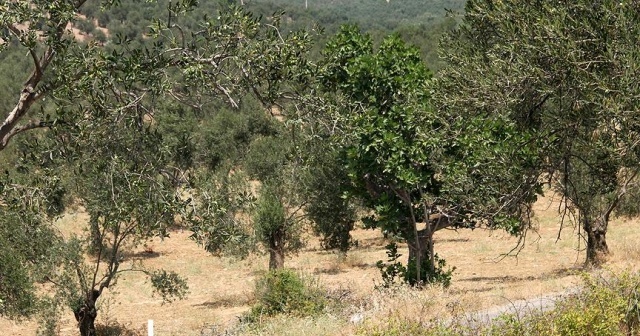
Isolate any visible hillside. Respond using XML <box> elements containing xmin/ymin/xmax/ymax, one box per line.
<box><xmin>248</xmin><ymin>0</ymin><xmax>466</xmax><ymax>31</ymax></box>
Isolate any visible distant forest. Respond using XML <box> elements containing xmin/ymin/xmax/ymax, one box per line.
<box><xmin>79</xmin><ymin>0</ymin><xmax>463</xmax><ymax>65</ymax></box>
<box><xmin>248</xmin><ymin>0</ymin><xmax>466</xmax><ymax>31</ymax></box>
<box><xmin>0</xmin><ymin>0</ymin><xmax>462</xmax><ymax>113</ymax></box>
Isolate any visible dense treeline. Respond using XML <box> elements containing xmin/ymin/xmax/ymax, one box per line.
<box><xmin>76</xmin><ymin>0</ymin><xmax>460</xmax><ymax>64</ymax></box>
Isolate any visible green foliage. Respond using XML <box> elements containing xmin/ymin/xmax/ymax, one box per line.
<box><xmin>245</xmin><ymin>135</ymin><xmax>290</xmax><ymax>182</ymax></box>
<box><xmin>405</xmin><ymin>255</ymin><xmax>455</xmax><ymax>288</ymax></box>
<box><xmin>376</xmin><ymin>243</ymin><xmax>455</xmax><ymax>288</ymax></box>
<box><xmin>1</xmin><ymin>0</ymin><xmax>201</xmax><ymax>330</ymax></box>
<box><xmin>303</xmin><ymin>147</ymin><xmax>356</xmax><ymax>252</ymax></box>
<box><xmin>0</xmin><ymin>46</ymin><xmax>32</xmax><ymax>113</ymax></box>
<box><xmin>150</xmin><ymin>270</ymin><xmax>189</xmax><ymax>304</ymax></box>
<box><xmin>249</xmin><ymin>269</ymin><xmax>326</xmax><ymax>318</ymax></box>
<box><xmin>375</xmin><ymin>243</ymin><xmax>407</xmax><ymax>288</ymax></box>
<box><xmin>249</xmin><ymin>0</ymin><xmax>466</xmax><ymax>34</ymax></box>
<box><xmin>253</xmin><ymin>183</ymin><xmax>304</xmax><ymax>256</ymax></box>
<box><xmin>0</xmin><ymin>170</ymin><xmax>65</xmax><ymax>319</ymax></box>
<box><xmin>188</xmin><ymin>169</ymin><xmax>255</xmax><ymax>258</ymax></box>
<box><xmin>437</xmin><ymin>0</ymin><xmax>640</xmax><ymax>264</ymax></box>
<box><xmin>319</xmin><ymin>25</ymin><xmax>461</xmax><ymax>286</ymax></box>
<box><xmin>319</xmin><ymin>24</ymin><xmax>437</xmax><ymax>225</ymax></box>
<box><xmin>253</xmin><ymin>185</ymin><xmax>286</xmax><ymax>234</ymax></box>
<box><xmin>549</xmin><ymin>273</ymin><xmax>633</xmax><ymax>336</ymax></box>
<box><xmin>196</xmin><ymin>105</ymin><xmax>278</xmax><ymax>171</ymax></box>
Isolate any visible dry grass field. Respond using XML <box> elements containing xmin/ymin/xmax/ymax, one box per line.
<box><xmin>3</xmin><ymin>193</ymin><xmax>640</xmax><ymax>335</ymax></box>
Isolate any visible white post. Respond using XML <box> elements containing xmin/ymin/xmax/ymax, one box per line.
<box><xmin>148</xmin><ymin>319</ymin><xmax>154</xmax><ymax>336</ymax></box>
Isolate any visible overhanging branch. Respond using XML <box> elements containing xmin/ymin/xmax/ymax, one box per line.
<box><xmin>0</xmin><ymin>119</ymin><xmax>53</xmax><ymax>150</ymax></box>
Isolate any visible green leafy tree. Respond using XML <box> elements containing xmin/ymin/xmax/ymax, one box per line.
<box><xmin>318</xmin><ymin>26</ymin><xmax>449</xmax><ymax>284</ymax></box>
<box><xmin>318</xmin><ymin>25</ymin><xmax>540</xmax><ymax>285</ymax></box>
<box><xmin>188</xmin><ymin>129</ymin><xmax>310</xmax><ymax>270</ymax></box>
<box><xmin>302</xmin><ymin>144</ymin><xmax>357</xmax><ymax>253</ymax></box>
<box><xmin>0</xmin><ymin>1</ymin><xmax>214</xmax><ymax>334</ymax></box>
<box><xmin>253</xmin><ymin>182</ymin><xmax>305</xmax><ymax>270</ymax></box>
<box><xmin>437</xmin><ymin>0</ymin><xmax>640</xmax><ymax>266</ymax></box>
<box><xmin>176</xmin><ymin>7</ymin><xmax>359</xmax><ymax>266</ymax></box>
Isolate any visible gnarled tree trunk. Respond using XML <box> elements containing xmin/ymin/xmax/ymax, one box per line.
<box><xmin>268</xmin><ymin>230</ymin><xmax>285</xmax><ymax>270</ymax></box>
<box><xmin>269</xmin><ymin>246</ymin><xmax>285</xmax><ymax>270</ymax></box>
<box><xmin>584</xmin><ymin>216</ymin><xmax>609</xmax><ymax>266</ymax></box>
<box><xmin>74</xmin><ymin>290</ymin><xmax>101</xmax><ymax>336</ymax></box>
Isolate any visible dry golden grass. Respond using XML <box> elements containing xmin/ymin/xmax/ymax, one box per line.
<box><xmin>3</xmin><ymin>193</ymin><xmax>640</xmax><ymax>335</ymax></box>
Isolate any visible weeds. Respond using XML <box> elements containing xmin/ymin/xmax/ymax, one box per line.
<box><xmin>376</xmin><ymin>242</ymin><xmax>455</xmax><ymax>288</ymax></box>
<box><xmin>357</xmin><ymin>271</ymin><xmax>640</xmax><ymax>336</ymax></box>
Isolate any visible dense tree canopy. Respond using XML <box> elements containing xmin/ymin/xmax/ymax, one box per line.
<box><xmin>317</xmin><ymin>25</ymin><xmax>540</xmax><ymax>285</ymax></box>
<box><xmin>437</xmin><ymin>0</ymin><xmax>640</xmax><ymax>265</ymax></box>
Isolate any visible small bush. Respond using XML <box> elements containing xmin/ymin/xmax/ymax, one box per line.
<box><xmin>551</xmin><ymin>273</ymin><xmax>631</xmax><ymax>336</ymax></box>
<box><xmin>405</xmin><ymin>254</ymin><xmax>455</xmax><ymax>288</ymax></box>
<box><xmin>249</xmin><ymin>269</ymin><xmax>326</xmax><ymax>319</ymax></box>
<box><xmin>376</xmin><ymin>243</ymin><xmax>455</xmax><ymax>288</ymax></box>
<box><xmin>376</xmin><ymin>243</ymin><xmax>407</xmax><ymax>288</ymax></box>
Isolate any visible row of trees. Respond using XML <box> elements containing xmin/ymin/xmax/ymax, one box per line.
<box><xmin>1</xmin><ymin>0</ymin><xmax>639</xmax><ymax>335</ymax></box>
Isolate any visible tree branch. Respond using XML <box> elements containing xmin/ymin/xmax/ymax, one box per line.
<box><xmin>0</xmin><ymin>119</ymin><xmax>53</xmax><ymax>150</ymax></box>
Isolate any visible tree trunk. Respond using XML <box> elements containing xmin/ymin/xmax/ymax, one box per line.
<box><xmin>426</xmin><ymin>232</ymin><xmax>435</xmax><ymax>274</ymax></box>
<box><xmin>74</xmin><ymin>290</ymin><xmax>100</xmax><ymax>336</ymax></box>
<box><xmin>269</xmin><ymin>246</ymin><xmax>285</xmax><ymax>270</ymax></box>
<box><xmin>407</xmin><ymin>234</ymin><xmax>431</xmax><ymax>264</ymax></box>
<box><xmin>583</xmin><ymin>216</ymin><xmax>609</xmax><ymax>266</ymax></box>
<box><xmin>268</xmin><ymin>232</ymin><xmax>285</xmax><ymax>270</ymax></box>
<box><xmin>408</xmin><ymin>214</ymin><xmax>452</xmax><ymax>278</ymax></box>
<box><xmin>407</xmin><ymin>232</ymin><xmax>433</xmax><ymax>284</ymax></box>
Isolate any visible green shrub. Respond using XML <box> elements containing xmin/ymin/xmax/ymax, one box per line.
<box><xmin>376</xmin><ymin>243</ymin><xmax>407</xmax><ymax>288</ymax></box>
<box><xmin>249</xmin><ymin>269</ymin><xmax>326</xmax><ymax>319</ymax></box>
<box><xmin>404</xmin><ymin>254</ymin><xmax>455</xmax><ymax>288</ymax></box>
<box><xmin>551</xmin><ymin>273</ymin><xmax>631</xmax><ymax>336</ymax></box>
<box><xmin>376</xmin><ymin>243</ymin><xmax>455</xmax><ymax>288</ymax></box>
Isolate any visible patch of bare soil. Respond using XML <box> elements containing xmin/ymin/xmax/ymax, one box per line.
<box><xmin>2</xmin><ymin>193</ymin><xmax>640</xmax><ymax>335</ymax></box>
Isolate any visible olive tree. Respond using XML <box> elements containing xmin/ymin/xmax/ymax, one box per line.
<box><xmin>436</xmin><ymin>0</ymin><xmax>640</xmax><ymax>265</ymax></box>
<box><xmin>177</xmin><ymin>7</ymin><xmax>359</xmax><ymax>267</ymax></box>
<box><xmin>0</xmin><ymin>1</ymin><xmax>268</xmax><ymax>334</ymax></box>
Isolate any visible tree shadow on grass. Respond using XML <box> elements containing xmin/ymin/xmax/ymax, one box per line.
<box><xmin>313</xmin><ymin>262</ymin><xmax>377</xmax><ymax>275</ymax></box>
<box><xmin>122</xmin><ymin>250</ymin><xmax>161</xmax><ymax>261</ymax></box>
<box><xmin>458</xmin><ymin>267</ymin><xmax>580</xmax><ymax>284</ymax></box>
<box><xmin>194</xmin><ymin>295</ymin><xmax>252</xmax><ymax>308</ymax></box>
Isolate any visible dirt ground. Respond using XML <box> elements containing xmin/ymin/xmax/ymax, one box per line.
<box><xmin>3</xmin><ymin>193</ymin><xmax>640</xmax><ymax>335</ymax></box>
